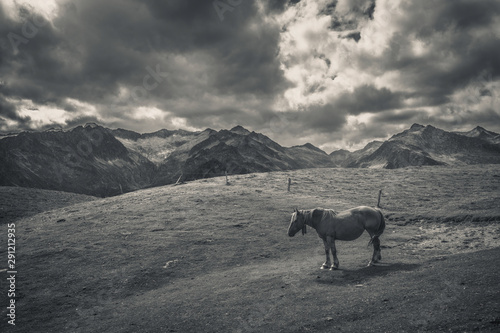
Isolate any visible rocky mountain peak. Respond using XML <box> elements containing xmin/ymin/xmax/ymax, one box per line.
<box><xmin>458</xmin><ymin>126</ymin><xmax>500</xmax><ymax>144</ymax></box>
<box><xmin>364</xmin><ymin>140</ymin><xmax>384</xmax><ymax>149</ymax></box>
<box><xmin>84</xmin><ymin>122</ymin><xmax>100</xmax><ymax>129</ymax></box>
<box><xmin>294</xmin><ymin>143</ymin><xmax>326</xmax><ymax>154</ymax></box>
<box><xmin>474</xmin><ymin>126</ymin><xmax>486</xmax><ymax>132</ymax></box>
<box><xmin>410</xmin><ymin>123</ymin><xmax>425</xmax><ymax>131</ymax></box>
<box><xmin>230</xmin><ymin>125</ymin><xmax>251</xmax><ymax>135</ymax></box>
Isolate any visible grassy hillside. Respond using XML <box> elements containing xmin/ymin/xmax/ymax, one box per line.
<box><xmin>0</xmin><ymin>165</ymin><xmax>499</xmax><ymax>332</ymax></box>
<box><xmin>0</xmin><ymin>187</ymin><xmax>97</xmax><ymax>225</ymax></box>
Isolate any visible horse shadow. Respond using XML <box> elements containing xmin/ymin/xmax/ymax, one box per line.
<box><xmin>314</xmin><ymin>262</ymin><xmax>420</xmax><ymax>286</ymax></box>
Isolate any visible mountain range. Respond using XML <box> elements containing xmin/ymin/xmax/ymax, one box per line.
<box><xmin>337</xmin><ymin>124</ymin><xmax>500</xmax><ymax>168</ymax></box>
<box><xmin>1</xmin><ymin>123</ymin><xmax>499</xmax><ymax>196</ymax></box>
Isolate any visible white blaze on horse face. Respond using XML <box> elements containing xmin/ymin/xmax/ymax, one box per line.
<box><xmin>288</xmin><ymin>212</ymin><xmax>299</xmax><ymax>237</ymax></box>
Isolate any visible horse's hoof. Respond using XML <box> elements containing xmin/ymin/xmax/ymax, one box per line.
<box><xmin>321</xmin><ymin>264</ymin><xmax>330</xmax><ymax>270</ymax></box>
<box><xmin>330</xmin><ymin>266</ymin><xmax>338</xmax><ymax>271</ymax></box>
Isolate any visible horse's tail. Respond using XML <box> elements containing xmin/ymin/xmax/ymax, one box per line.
<box><xmin>368</xmin><ymin>208</ymin><xmax>386</xmax><ymax>246</ymax></box>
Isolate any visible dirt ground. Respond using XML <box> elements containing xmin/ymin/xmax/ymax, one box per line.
<box><xmin>1</xmin><ymin>165</ymin><xmax>499</xmax><ymax>332</ymax></box>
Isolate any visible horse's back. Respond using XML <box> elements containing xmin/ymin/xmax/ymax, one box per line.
<box><xmin>330</xmin><ymin>206</ymin><xmax>382</xmax><ymax>240</ymax></box>
<box><xmin>335</xmin><ymin>206</ymin><xmax>379</xmax><ymax>220</ymax></box>
<box><xmin>316</xmin><ymin>207</ymin><xmax>361</xmax><ymax>240</ymax></box>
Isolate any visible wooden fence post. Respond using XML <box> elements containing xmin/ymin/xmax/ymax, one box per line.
<box><xmin>377</xmin><ymin>189</ymin><xmax>382</xmax><ymax>208</ymax></box>
<box><xmin>287</xmin><ymin>177</ymin><xmax>291</xmax><ymax>192</ymax></box>
<box><xmin>225</xmin><ymin>171</ymin><xmax>229</xmax><ymax>185</ymax></box>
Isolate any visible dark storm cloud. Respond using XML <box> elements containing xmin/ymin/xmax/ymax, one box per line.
<box><xmin>343</xmin><ymin>31</ymin><xmax>361</xmax><ymax>42</ymax></box>
<box><xmin>206</xmin><ymin>21</ymin><xmax>289</xmax><ymax>95</ymax></box>
<box><xmin>382</xmin><ymin>34</ymin><xmax>499</xmax><ymax>107</ymax></box>
<box><xmin>0</xmin><ymin>0</ymin><xmax>291</xmax><ymax>127</ymax></box>
<box><xmin>281</xmin><ymin>85</ymin><xmax>405</xmax><ymax>139</ymax></box>
<box><xmin>332</xmin><ymin>84</ymin><xmax>405</xmax><ymax>115</ymax></box>
<box><xmin>1</xmin><ymin>0</ymin><xmax>499</xmax><ymax>148</ymax></box>
<box><xmin>320</xmin><ymin>1</ymin><xmax>337</xmax><ymax>16</ymax></box>
<box><xmin>169</xmin><ymin>106</ymin><xmax>280</xmax><ymax>133</ymax></box>
<box><xmin>0</xmin><ymin>4</ymin><xmax>81</xmax><ymax>105</ymax></box>
<box><xmin>403</xmin><ymin>0</ymin><xmax>500</xmax><ymax>37</ymax></box>
<box><xmin>0</xmin><ymin>95</ymin><xmax>30</xmax><ymax>125</ymax></box>
<box><xmin>371</xmin><ymin>109</ymin><xmax>421</xmax><ymax>124</ymax></box>
<box><xmin>264</xmin><ymin>0</ymin><xmax>302</xmax><ymax>13</ymax></box>
<box><xmin>0</xmin><ymin>2</ymin><xmax>137</xmax><ymax>109</ymax></box>
<box><xmin>258</xmin><ymin>103</ymin><xmax>347</xmax><ymax>136</ymax></box>
<box><xmin>329</xmin><ymin>15</ymin><xmax>357</xmax><ymax>31</ymax></box>
<box><xmin>180</xmin><ymin>101</ymin><xmax>347</xmax><ymax>137</ymax></box>
<box><xmin>359</xmin><ymin>0</ymin><xmax>500</xmax><ymax>106</ymax></box>
<box><xmin>328</xmin><ymin>0</ymin><xmax>374</xmax><ymax>31</ymax></box>
<box><xmin>62</xmin><ymin>115</ymin><xmax>101</xmax><ymax>128</ymax></box>
<box><xmin>427</xmin><ymin>107</ymin><xmax>500</xmax><ymax>131</ymax></box>
<box><xmin>300</xmin><ymin>103</ymin><xmax>347</xmax><ymax>132</ymax></box>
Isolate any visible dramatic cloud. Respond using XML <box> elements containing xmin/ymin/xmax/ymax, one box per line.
<box><xmin>1</xmin><ymin>0</ymin><xmax>499</xmax><ymax>151</ymax></box>
<box><xmin>273</xmin><ymin>0</ymin><xmax>500</xmax><ymax>149</ymax></box>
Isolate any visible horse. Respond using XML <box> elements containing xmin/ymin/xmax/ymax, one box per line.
<box><xmin>287</xmin><ymin>206</ymin><xmax>385</xmax><ymax>269</ymax></box>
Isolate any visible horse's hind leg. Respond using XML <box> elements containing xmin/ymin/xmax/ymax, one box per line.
<box><xmin>369</xmin><ymin>236</ymin><xmax>381</xmax><ymax>266</ymax></box>
<box><xmin>330</xmin><ymin>238</ymin><xmax>339</xmax><ymax>270</ymax></box>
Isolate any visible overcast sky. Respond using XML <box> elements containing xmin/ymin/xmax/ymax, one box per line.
<box><xmin>1</xmin><ymin>0</ymin><xmax>499</xmax><ymax>152</ymax></box>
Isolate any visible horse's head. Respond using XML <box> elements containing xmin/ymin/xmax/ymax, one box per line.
<box><xmin>288</xmin><ymin>208</ymin><xmax>307</xmax><ymax>237</ymax></box>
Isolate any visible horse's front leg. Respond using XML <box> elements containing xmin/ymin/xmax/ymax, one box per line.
<box><xmin>321</xmin><ymin>238</ymin><xmax>331</xmax><ymax>269</ymax></box>
<box><xmin>329</xmin><ymin>237</ymin><xmax>339</xmax><ymax>270</ymax></box>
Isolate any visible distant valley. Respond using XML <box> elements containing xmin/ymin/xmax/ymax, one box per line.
<box><xmin>1</xmin><ymin>123</ymin><xmax>499</xmax><ymax>196</ymax></box>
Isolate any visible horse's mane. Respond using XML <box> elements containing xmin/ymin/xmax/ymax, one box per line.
<box><xmin>304</xmin><ymin>208</ymin><xmax>338</xmax><ymax>229</ymax></box>
<box><xmin>311</xmin><ymin>208</ymin><xmax>324</xmax><ymax>227</ymax></box>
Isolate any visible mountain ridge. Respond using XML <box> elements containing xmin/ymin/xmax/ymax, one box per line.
<box><xmin>347</xmin><ymin>124</ymin><xmax>500</xmax><ymax>168</ymax></box>
<box><xmin>0</xmin><ymin>125</ymin><xmax>156</xmax><ymax>196</ymax></box>
<box><xmin>455</xmin><ymin>126</ymin><xmax>500</xmax><ymax>145</ymax></box>
<box><xmin>1</xmin><ymin>123</ymin><xmax>499</xmax><ymax>196</ymax></box>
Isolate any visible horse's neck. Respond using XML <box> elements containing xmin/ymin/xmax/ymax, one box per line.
<box><xmin>303</xmin><ymin>210</ymin><xmax>317</xmax><ymax>229</ymax></box>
